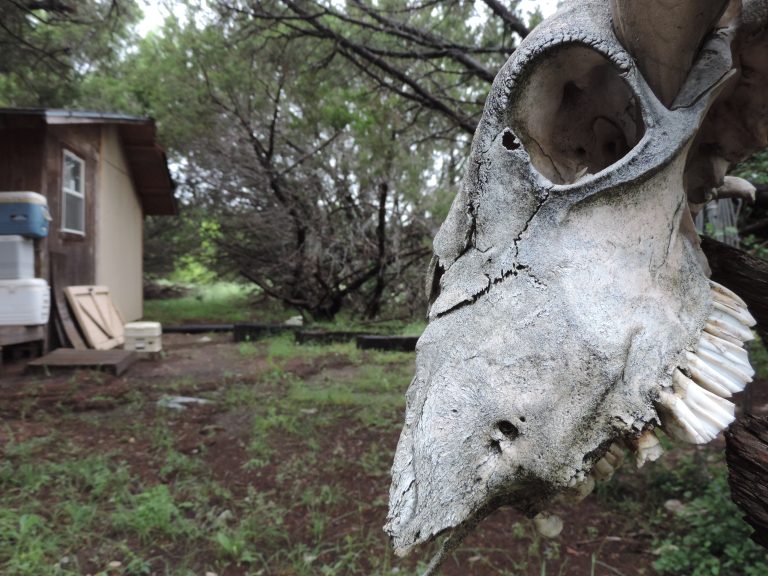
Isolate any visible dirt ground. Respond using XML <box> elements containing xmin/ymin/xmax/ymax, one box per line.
<box><xmin>0</xmin><ymin>333</ymin><xmax>765</xmax><ymax>575</ymax></box>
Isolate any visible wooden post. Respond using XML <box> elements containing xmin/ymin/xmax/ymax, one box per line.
<box><xmin>725</xmin><ymin>415</ymin><xmax>768</xmax><ymax>549</ymax></box>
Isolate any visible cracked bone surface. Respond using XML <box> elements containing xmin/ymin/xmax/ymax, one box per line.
<box><xmin>386</xmin><ymin>0</ymin><xmax>766</xmax><ymax>571</ymax></box>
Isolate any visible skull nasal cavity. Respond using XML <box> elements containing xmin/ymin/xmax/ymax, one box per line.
<box><xmin>497</xmin><ymin>420</ymin><xmax>519</xmax><ymax>440</ymax></box>
<box><xmin>510</xmin><ymin>45</ymin><xmax>644</xmax><ymax>184</ymax></box>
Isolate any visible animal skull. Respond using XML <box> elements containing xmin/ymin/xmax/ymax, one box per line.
<box><xmin>386</xmin><ymin>0</ymin><xmax>767</xmax><ymax>571</ymax></box>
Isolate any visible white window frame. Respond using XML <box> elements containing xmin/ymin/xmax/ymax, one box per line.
<box><xmin>62</xmin><ymin>149</ymin><xmax>86</xmax><ymax>235</ymax></box>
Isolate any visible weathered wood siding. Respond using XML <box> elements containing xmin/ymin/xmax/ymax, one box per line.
<box><xmin>44</xmin><ymin>124</ymin><xmax>100</xmax><ymax>289</ymax></box>
<box><xmin>95</xmin><ymin>125</ymin><xmax>144</xmax><ymax>321</ymax></box>
<box><xmin>0</xmin><ymin>115</ymin><xmax>45</xmax><ymax>192</ymax></box>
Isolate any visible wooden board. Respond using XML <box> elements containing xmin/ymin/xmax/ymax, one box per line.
<box><xmin>163</xmin><ymin>324</ymin><xmax>233</xmax><ymax>334</ymax></box>
<box><xmin>0</xmin><ymin>325</ymin><xmax>45</xmax><ymax>348</ymax></box>
<box><xmin>356</xmin><ymin>335</ymin><xmax>419</xmax><ymax>352</ymax></box>
<box><xmin>725</xmin><ymin>415</ymin><xmax>768</xmax><ymax>549</ymax></box>
<box><xmin>233</xmin><ymin>324</ymin><xmax>300</xmax><ymax>342</ymax></box>
<box><xmin>50</xmin><ymin>253</ymin><xmax>87</xmax><ymax>350</ymax></box>
<box><xmin>26</xmin><ymin>348</ymin><xmax>137</xmax><ymax>376</ymax></box>
<box><xmin>295</xmin><ymin>331</ymin><xmax>369</xmax><ymax>345</ymax></box>
<box><xmin>64</xmin><ymin>286</ymin><xmax>124</xmax><ymax>350</ymax></box>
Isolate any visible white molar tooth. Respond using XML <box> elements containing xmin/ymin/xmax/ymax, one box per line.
<box><xmin>602</xmin><ymin>450</ymin><xmax>619</xmax><ymax>467</ymax></box>
<box><xmin>709</xmin><ymin>309</ymin><xmax>755</xmax><ymax>342</ymax></box>
<box><xmin>713</xmin><ymin>301</ymin><xmax>757</xmax><ymax>328</ymax></box>
<box><xmin>686</xmin><ymin>352</ymin><xmax>746</xmax><ymax>395</ymax></box>
<box><xmin>575</xmin><ymin>475</ymin><xmax>595</xmax><ymax>500</ymax></box>
<box><xmin>559</xmin><ymin>474</ymin><xmax>595</xmax><ymax>504</ymax></box>
<box><xmin>686</xmin><ymin>367</ymin><xmax>732</xmax><ymax>398</ymax></box>
<box><xmin>608</xmin><ymin>443</ymin><xmax>625</xmax><ymax>462</ymax></box>
<box><xmin>601</xmin><ymin>444</ymin><xmax>625</xmax><ymax>470</ymax></box>
<box><xmin>699</xmin><ymin>332</ymin><xmax>750</xmax><ymax>367</ymax></box>
<box><xmin>658</xmin><ymin>390</ymin><xmax>708</xmax><ymax>444</ymax></box>
<box><xmin>632</xmin><ymin>430</ymin><xmax>664</xmax><ymax>468</ymax></box>
<box><xmin>711</xmin><ymin>286</ymin><xmax>749</xmax><ymax>311</ymax></box>
<box><xmin>533</xmin><ymin>512</ymin><xmax>563</xmax><ymax>538</ymax></box>
<box><xmin>709</xmin><ymin>280</ymin><xmax>748</xmax><ymax>308</ymax></box>
<box><xmin>673</xmin><ymin>370</ymin><xmax>735</xmax><ymax>432</ymax></box>
<box><xmin>593</xmin><ymin>457</ymin><xmax>615</xmax><ymax>481</ymax></box>
<box><xmin>696</xmin><ymin>346</ymin><xmax>754</xmax><ymax>383</ymax></box>
<box><xmin>703</xmin><ymin>321</ymin><xmax>745</xmax><ymax>346</ymax></box>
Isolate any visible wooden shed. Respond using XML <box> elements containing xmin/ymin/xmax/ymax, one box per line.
<box><xmin>0</xmin><ymin>108</ymin><xmax>176</xmax><ymax>352</ymax></box>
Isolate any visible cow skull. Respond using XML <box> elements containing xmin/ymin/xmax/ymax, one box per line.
<box><xmin>386</xmin><ymin>0</ymin><xmax>767</xmax><ymax>572</ymax></box>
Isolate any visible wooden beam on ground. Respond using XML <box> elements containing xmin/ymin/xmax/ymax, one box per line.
<box><xmin>295</xmin><ymin>331</ymin><xmax>369</xmax><ymax>345</ymax></box>
<box><xmin>233</xmin><ymin>324</ymin><xmax>300</xmax><ymax>342</ymax></box>
<box><xmin>356</xmin><ymin>335</ymin><xmax>418</xmax><ymax>352</ymax></box>
<box><xmin>26</xmin><ymin>348</ymin><xmax>137</xmax><ymax>376</ymax></box>
<box><xmin>162</xmin><ymin>324</ymin><xmax>233</xmax><ymax>334</ymax></box>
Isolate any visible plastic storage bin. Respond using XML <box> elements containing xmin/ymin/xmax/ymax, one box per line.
<box><xmin>0</xmin><ymin>192</ymin><xmax>51</xmax><ymax>238</ymax></box>
<box><xmin>0</xmin><ymin>279</ymin><xmax>50</xmax><ymax>325</ymax></box>
<box><xmin>124</xmin><ymin>321</ymin><xmax>162</xmax><ymax>353</ymax></box>
<box><xmin>0</xmin><ymin>235</ymin><xmax>34</xmax><ymax>279</ymax></box>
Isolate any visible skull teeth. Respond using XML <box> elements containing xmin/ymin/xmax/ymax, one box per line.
<box><xmin>659</xmin><ymin>283</ymin><xmax>754</xmax><ymax>445</ymax></box>
<box><xmin>685</xmin><ymin>352</ymin><xmax>750</xmax><ymax>396</ymax></box>
<box><xmin>695</xmin><ymin>345</ymin><xmax>754</xmax><ymax>382</ymax></box>
<box><xmin>709</xmin><ymin>280</ymin><xmax>747</xmax><ymax>309</ymax></box>
<box><xmin>631</xmin><ymin>429</ymin><xmax>664</xmax><ymax>468</ymax></box>
<box><xmin>592</xmin><ymin>443</ymin><xmax>624</xmax><ymax>482</ymax></box>
<box><xmin>703</xmin><ymin>321</ymin><xmax>746</xmax><ymax>346</ymax></box>
<box><xmin>712</xmin><ymin>301</ymin><xmax>757</xmax><ymax>328</ymax></box>
<box><xmin>698</xmin><ymin>331</ymin><xmax>750</xmax><ymax>368</ymax></box>
<box><xmin>658</xmin><ymin>370</ymin><xmax>736</xmax><ymax>444</ymax></box>
<box><xmin>708</xmin><ymin>309</ymin><xmax>755</xmax><ymax>342</ymax></box>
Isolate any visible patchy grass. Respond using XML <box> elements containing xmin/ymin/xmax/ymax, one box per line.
<box><xmin>1</xmin><ymin>325</ymin><xmax>767</xmax><ymax>575</ymax></box>
<box><xmin>143</xmin><ymin>282</ymin><xmax>290</xmax><ymax>325</ymax></box>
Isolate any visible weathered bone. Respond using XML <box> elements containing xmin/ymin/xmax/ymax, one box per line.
<box><xmin>610</xmin><ymin>0</ymin><xmax>731</xmax><ymax>106</ymax></box>
<box><xmin>386</xmin><ymin>0</ymin><xmax>766</xmax><ymax>570</ymax></box>
<box><xmin>631</xmin><ymin>430</ymin><xmax>664</xmax><ymax>468</ymax></box>
<box><xmin>714</xmin><ymin>175</ymin><xmax>757</xmax><ymax>202</ymax></box>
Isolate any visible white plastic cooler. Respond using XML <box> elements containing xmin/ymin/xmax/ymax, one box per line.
<box><xmin>0</xmin><ymin>235</ymin><xmax>35</xmax><ymax>279</ymax></box>
<box><xmin>0</xmin><ymin>278</ymin><xmax>50</xmax><ymax>325</ymax></box>
<box><xmin>124</xmin><ymin>321</ymin><xmax>163</xmax><ymax>353</ymax></box>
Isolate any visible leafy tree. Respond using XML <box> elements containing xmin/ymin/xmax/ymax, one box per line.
<box><xmin>119</xmin><ymin>11</ymin><xmax>444</xmax><ymax>319</ymax></box>
<box><xmin>0</xmin><ymin>0</ymin><xmax>140</xmax><ymax>106</ymax></box>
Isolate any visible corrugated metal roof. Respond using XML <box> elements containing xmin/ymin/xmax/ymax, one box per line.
<box><xmin>0</xmin><ymin>108</ymin><xmax>177</xmax><ymax>216</ymax></box>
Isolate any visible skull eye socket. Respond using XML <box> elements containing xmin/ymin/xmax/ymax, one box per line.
<box><xmin>509</xmin><ymin>45</ymin><xmax>645</xmax><ymax>184</ymax></box>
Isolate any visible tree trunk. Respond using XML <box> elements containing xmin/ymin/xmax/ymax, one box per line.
<box><xmin>365</xmin><ymin>182</ymin><xmax>389</xmax><ymax>319</ymax></box>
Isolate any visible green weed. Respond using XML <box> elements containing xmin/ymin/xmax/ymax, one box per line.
<box><xmin>652</xmin><ymin>467</ymin><xmax>768</xmax><ymax>575</ymax></box>
<box><xmin>112</xmin><ymin>485</ymin><xmax>193</xmax><ymax>543</ymax></box>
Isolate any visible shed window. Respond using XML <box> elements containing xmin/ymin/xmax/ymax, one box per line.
<box><xmin>62</xmin><ymin>150</ymin><xmax>85</xmax><ymax>234</ymax></box>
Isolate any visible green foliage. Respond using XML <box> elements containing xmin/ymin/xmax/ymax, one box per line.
<box><xmin>112</xmin><ymin>485</ymin><xmax>193</xmax><ymax>543</ymax></box>
<box><xmin>733</xmin><ymin>150</ymin><xmax>768</xmax><ymax>186</ymax></box>
<box><xmin>653</xmin><ymin>469</ymin><xmax>768</xmax><ymax>575</ymax></box>
<box><xmin>143</xmin><ymin>282</ymin><xmax>286</xmax><ymax>324</ymax></box>
<box><xmin>0</xmin><ymin>1</ymin><xmax>141</xmax><ymax>107</ymax></box>
<box><xmin>748</xmin><ymin>335</ymin><xmax>768</xmax><ymax>379</ymax></box>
